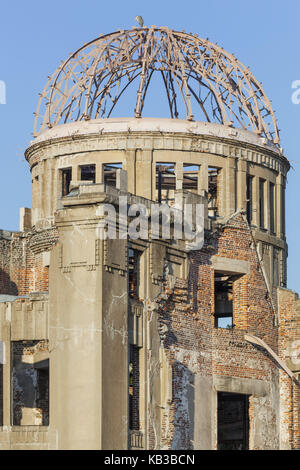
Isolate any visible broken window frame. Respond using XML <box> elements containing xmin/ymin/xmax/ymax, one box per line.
<box><xmin>103</xmin><ymin>163</ymin><xmax>122</xmax><ymax>187</ymax></box>
<box><xmin>182</xmin><ymin>164</ymin><xmax>199</xmax><ymax>193</ymax></box>
<box><xmin>214</xmin><ymin>272</ymin><xmax>234</xmax><ymax>329</ymax></box>
<box><xmin>156</xmin><ymin>163</ymin><xmax>176</xmax><ymax>203</ymax></box>
<box><xmin>208</xmin><ymin>167</ymin><xmax>220</xmax><ymax>219</ymax></box>
<box><xmin>61</xmin><ymin>168</ymin><xmax>72</xmax><ymax>197</ymax></box>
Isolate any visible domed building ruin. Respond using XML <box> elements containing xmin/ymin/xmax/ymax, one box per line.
<box><xmin>0</xmin><ymin>26</ymin><xmax>299</xmax><ymax>450</ymax></box>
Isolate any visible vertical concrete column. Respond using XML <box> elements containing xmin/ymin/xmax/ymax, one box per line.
<box><xmin>252</xmin><ymin>176</ymin><xmax>260</xmax><ymax>228</ymax></box>
<box><xmin>116</xmin><ymin>169</ymin><xmax>128</xmax><ymax>191</ymax></box>
<box><xmin>52</xmin><ymin>160</ymin><xmax>59</xmax><ymax>215</ymax></box>
<box><xmin>39</xmin><ymin>160</ymin><xmax>45</xmax><ymax>221</ymax></box>
<box><xmin>96</xmin><ymin>163</ymin><xmax>103</xmax><ymax>184</ymax></box>
<box><xmin>276</xmin><ymin>173</ymin><xmax>285</xmax><ymax>239</ymax></box>
<box><xmin>136</xmin><ymin>150</ymin><xmax>153</xmax><ymax>199</ymax></box>
<box><xmin>73</xmin><ymin>165</ymin><xmax>81</xmax><ymax>182</ymax></box>
<box><xmin>123</xmin><ymin>150</ymin><xmax>136</xmax><ymax>194</ymax></box>
<box><xmin>198</xmin><ymin>162</ymin><xmax>208</xmax><ymax>195</ymax></box>
<box><xmin>224</xmin><ymin>156</ymin><xmax>236</xmax><ymax>216</ymax></box>
<box><xmin>270</xmin><ymin>245</ymin><xmax>274</xmax><ymax>287</ymax></box>
<box><xmin>236</xmin><ymin>158</ymin><xmax>247</xmax><ymax>211</ymax></box>
<box><xmin>176</xmin><ymin>162</ymin><xmax>183</xmax><ymax>190</ymax></box>
<box><xmin>46</xmin><ymin>159</ymin><xmax>54</xmax><ymax>219</ymax></box>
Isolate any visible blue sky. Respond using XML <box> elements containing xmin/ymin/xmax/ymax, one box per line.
<box><xmin>0</xmin><ymin>0</ymin><xmax>299</xmax><ymax>292</ymax></box>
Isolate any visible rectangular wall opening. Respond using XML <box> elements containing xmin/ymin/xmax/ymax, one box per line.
<box><xmin>156</xmin><ymin>163</ymin><xmax>175</xmax><ymax>203</ymax></box>
<box><xmin>217</xmin><ymin>392</ymin><xmax>249</xmax><ymax>450</ymax></box>
<box><xmin>182</xmin><ymin>164</ymin><xmax>199</xmax><ymax>193</ymax></box>
<box><xmin>128</xmin><ymin>249</ymin><xmax>141</xmax><ymax>300</ymax></box>
<box><xmin>208</xmin><ymin>167</ymin><xmax>220</xmax><ymax>218</ymax></box>
<box><xmin>61</xmin><ymin>168</ymin><xmax>72</xmax><ymax>196</ymax></box>
<box><xmin>80</xmin><ymin>164</ymin><xmax>96</xmax><ymax>183</ymax></box>
<box><xmin>129</xmin><ymin>344</ymin><xmax>140</xmax><ymax>431</ymax></box>
<box><xmin>214</xmin><ymin>272</ymin><xmax>234</xmax><ymax>329</ymax></box>
<box><xmin>104</xmin><ymin>163</ymin><xmax>122</xmax><ymax>187</ymax></box>
<box><xmin>12</xmin><ymin>340</ymin><xmax>49</xmax><ymax>426</ymax></box>
<box><xmin>246</xmin><ymin>175</ymin><xmax>253</xmax><ymax>225</ymax></box>
<box><xmin>270</xmin><ymin>182</ymin><xmax>275</xmax><ymax>234</ymax></box>
<box><xmin>259</xmin><ymin>178</ymin><xmax>265</xmax><ymax>229</ymax></box>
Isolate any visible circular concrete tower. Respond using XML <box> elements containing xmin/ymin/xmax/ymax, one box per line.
<box><xmin>26</xmin><ymin>26</ymin><xmax>289</xmax><ymax>288</ymax></box>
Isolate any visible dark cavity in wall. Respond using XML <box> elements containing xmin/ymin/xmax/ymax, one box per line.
<box><xmin>12</xmin><ymin>340</ymin><xmax>49</xmax><ymax>426</ymax></box>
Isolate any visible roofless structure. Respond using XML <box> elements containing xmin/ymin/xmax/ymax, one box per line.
<box><xmin>0</xmin><ymin>26</ymin><xmax>299</xmax><ymax>451</ymax></box>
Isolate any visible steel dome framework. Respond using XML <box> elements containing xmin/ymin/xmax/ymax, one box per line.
<box><xmin>34</xmin><ymin>26</ymin><xmax>280</xmax><ymax>146</ymax></box>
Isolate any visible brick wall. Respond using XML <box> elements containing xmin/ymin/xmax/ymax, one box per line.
<box><xmin>0</xmin><ymin>228</ymin><xmax>58</xmax><ymax>296</ymax></box>
<box><xmin>150</xmin><ymin>213</ymin><xmax>297</xmax><ymax>449</ymax></box>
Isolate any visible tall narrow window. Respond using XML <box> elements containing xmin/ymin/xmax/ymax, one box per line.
<box><xmin>156</xmin><ymin>163</ymin><xmax>175</xmax><ymax>203</ymax></box>
<box><xmin>129</xmin><ymin>344</ymin><xmax>140</xmax><ymax>431</ymax></box>
<box><xmin>208</xmin><ymin>167</ymin><xmax>220</xmax><ymax>218</ymax></box>
<box><xmin>259</xmin><ymin>179</ymin><xmax>265</xmax><ymax>229</ymax></box>
<box><xmin>182</xmin><ymin>164</ymin><xmax>199</xmax><ymax>193</ymax></box>
<box><xmin>270</xmin><ymin>182</ymin><xmax>275</xmax><ymax>234</ymax></box>
<box><xmin>214</xmin><ymin>272</ymin><xmax>234</xmax><ymax>329</ymax></box>
<box><xmin>246</xmin><ymin>175</ymin><xmax>253</xmax><ymax>224</ymax></box>
<box><xmin>281</xmin><ymin>187</ymin><xmax>285</xmax><ymax>237</ymax></box>
<box><xmin>61</xmin><ymin>168</ymin><xmax>72</xmax><ymax>196</ymax></box>
<box><xmin>128</xmin><ymin>249</ymin><xmax>140</xmax><ymax>299</ymax></box>
<box><xmin>80</xmin><ymin>164</ymin><xmax>95</xmax><ymax>183</ymax></box>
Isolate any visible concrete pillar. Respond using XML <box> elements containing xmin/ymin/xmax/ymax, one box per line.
<box><xmin>236</xmin><ymin>158</ymin><xmax>247</xmax><ymax>211</ymax></box>
<box><xmin>252</xmin><ymin>176</ymin><xmax>260</xmax><ymax>228</ymax></box>
<box><xmin>136</xmin><ymin>150</ymin><xmax>153</xmax><ymax>199</ymax></box>
<box><xmin>19</xmin><ymin>208</ymin><xmax>32</xmax><ymax>232</ymax></box>
<box><xmin>198</xmin><ymin>162</ymin><xmax>208</xmax><ymax>195</ymax></box>
<box><xmin>276</xmin><ymin>173</ymin><xmax>285</xmax><ymax>239</ymax></box>
<box><xmin>124</xmin><ymin>150</ymin><xmax>136</xmax><ymax>194</ymax></box>
<box><xmin>175</xmin><ymin>162</ymin><xmax>183</xmax><ymax>190</ymax></box>
<box><xmin>73</xmin><ymin>165</ymin><xmax>81</xmax><ymax>182</ymax></box>
<box><xmin>116</xmin><ymin>169</ymin><xmax>128</xmax><ymax>191</ymax></box>
<box><xmin>224</xmin><ymin>157</ymin><xmax>236</xmax><ymax>216</ymax></box>
<box><xmin>96</xmin><ymin>163</ymin><xmax>103</xmax><ymax>184</ymax></box>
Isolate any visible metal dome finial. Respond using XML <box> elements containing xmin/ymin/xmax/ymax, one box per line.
<box><xmin>135</xmin><ymin>16</ymin><xmax>144</xmax><ymax>27</ymax></box>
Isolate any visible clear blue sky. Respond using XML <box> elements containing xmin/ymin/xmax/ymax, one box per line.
<box><xmin>0</xmin><ymin>0</ymin><xmax>299</xmax><ymax>292</ymax></box>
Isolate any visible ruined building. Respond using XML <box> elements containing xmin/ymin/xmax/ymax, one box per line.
<box><xmin>0</xmin><ymin>27</ymin><xmax>299</xmax><ymax>450</ymax></box>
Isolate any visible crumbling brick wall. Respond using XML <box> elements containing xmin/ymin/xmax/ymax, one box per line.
<box><xmin>277</xmin><ymin>288</ymin><xmax>300</xmax><ymax>449</ymax></box>
<box><xmin>150</xmin><ymin>213</ymin><xmax>288</xmax><ymax>450</ymax></box>
<box><xmin>0</xmin><ymin>228</ymin><xmax>58</xmax><ymax>296</ymax></box>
